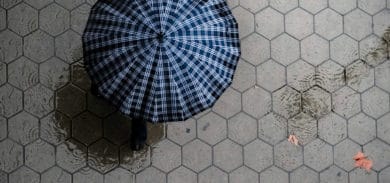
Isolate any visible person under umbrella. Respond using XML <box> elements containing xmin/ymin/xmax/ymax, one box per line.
<box><xmin>82</xmin><ymin>0</ymin><xmax>241</xmax><ymax>151</ymax></box>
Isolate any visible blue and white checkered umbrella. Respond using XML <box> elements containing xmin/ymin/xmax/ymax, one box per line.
<box><xmin>82</xmin><ymin>0</ymin><xmax>241</xmax><ymax>123</ymax></box>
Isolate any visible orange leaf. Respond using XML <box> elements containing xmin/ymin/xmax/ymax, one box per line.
<box><xmin>288</xmin><ymin>135</ymin><xmax>299</xmax><ymax>146</ymax></box>
<box><xmin>353</xmin><ymin>152</ymin><xmax>373</xmax><ymax>171</ymax></box>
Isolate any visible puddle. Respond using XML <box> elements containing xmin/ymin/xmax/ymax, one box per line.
<box><xmin>51</xmin><ymin>58</ymin><xmax>164</xmax><ymax>172</ymax></box>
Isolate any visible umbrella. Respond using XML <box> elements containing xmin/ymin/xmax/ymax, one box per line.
<box><xmin>82</xmin><ymin>0</ymin><xmax>241</xmax><ymax>123</ymax></box>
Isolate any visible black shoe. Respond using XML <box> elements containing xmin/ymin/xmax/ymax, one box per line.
<box><xmin>131</xmin><ymin>118</ymin><xmax>147</xmax><ymax>151</ymax></box>
<box><xmin>91</xmin><ymin>83</ymin><xmax>103</xmax><ymax>98</ymax></box>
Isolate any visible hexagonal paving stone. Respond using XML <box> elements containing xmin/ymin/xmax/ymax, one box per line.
<box><xmin>213</xmin><ymin>139</ymin><xmax>242</xmax><ymax>172</ymax></box>
<box><xmin>0</xmin><ymin>171</ymin><xmax>6</xmax><ymax>183</ymax></box>
<box><xmin>55</xmin><ymin>30</ymin><xmax>83</xmax><ymax>64</ymax></box>
<box><xmin>314</xmin><ymin>9</ymin><xmax>343</xmax><ymax>40</ymax></box>
<box><xmin>41</xmin><ymin>166</ymin><xmax>71</xmax><ymax>183</ymax></box>
<box><xmin>255</xmin><ymin>7</ymin><xmax>284</xmax><ymax>39</ymax></box>
<box><xmin>380</xmin><ymin>166</ymin><xmax>390</xmax><ymax>183</ymax></box>
<box><xmin>0</xmin><ymin>30</ymin><xmax>23</xmax><ymax>63</ymax></box>
<box><xmin>212</xmin><ymin>87</ymin><xmax>241</xmax><ymax>118</ymax></box>
<box><xmin>229</xmin><ymin>166</ymin><xmax>258</xmax><ymax>183</ymax></box>
<box><xmin>9</xmin><ymin>166</ymin><xmax>39</xmax><ymax>183</ymax></box>
<box><xmin>197</xmin><ymin>112</ymin><xmax>227</xmax><ymax>145</ymax></box>
<box><xmin>88</xmin><ymin>139</ymin><xmax>119</xmax><ymax>173</ymax></box>
<box><xmin>360</xmin><ymin>35</ymin><xmax>387</xmax><ymax>66</ymax></box>
<box><xmin>40</xmin><ymin>3</ymin><xmax>70</xmax><ymax>36</ymax></box>
<box><xmin>228</xmin><ymin>113</ymin><xmax>257</xmax><ymax>145</ymax></box>
<box><xmin>40</xmin><ymin>57</ymin><xmax>70</xmax><ymax>90</ymax></box>
<box><xmin>290</xmin><ymin>166</ymin><xmax>318</xmax><ymax>183</ymax></box>
<box><xmin>71</xmin><ymin>60</ymin><xmax>91</xmax><ymax>91</ymax></box>
<box><xmin>304</xmin><ymin>139</ymin><xmax>333</xmax><ymax>171</ymax></box>
<box><xmin>329</xmin><ymin>0</ymin><xmax>356</xmax><ymax>14</ymax></box>
<box><xmin>318</xmin><ymin>113</ymin><xmax>347</xmax><ymax>145</ymax></box>
<box><xmin>258</xmin><ymin>112</ymin><xmax>287</xmax><ymax>145</ymax></box>
<box><xmin>334</xmin><ymin>139</ymin><xmax>361</xmax><ymax>171</ymax></box>
<box><xmin>136</xmin><ymin>167</ymin><xmax>166</xmax><ymax>183</ymax></box>
<box><xmin>167</xmin><ymin>118</ymin><xmax>196</xmax><ymax>145</ymax></box>
<box><xmin>376</xmin><ymin>60</ymin><xmax>390</xmax><ymax>92</ymax></box>
<box><xmin>8</xmin><ymin>56</ymin><xmax>39</xmax><ymax>90</ymax></box>
<box><xmin>319</xmin><ymin>165</ymin><xmax>348</xmax><ymax>183</ymax></box>
<box><xmin>287</xmin><ymin>60</ymin><xmax>316</xmax><ymax>91</ymax></box>
<box><xmin>240</xmin><ymin>33</ymin><xmax>270</xmax><ymax>65</ymax></box>
<box><xmin>104</xmin><ymin>168</ymin><xmax>134</xmax><ymax>183</ymax></box>
<box><xmin>55</xmin><ymin>0</ymin><xmax>84</xmax><ymax>10</ymax></box>
<box><xmin>231</xmin><ymin>59</ymin><xmax>256</xmax><ymax>92</ymax></box>
<box><xmin>378</xmin><ymin>113</ymin><xmax>390</xmax><ymax>143</ymax></box>
<box><xmin>274</xmin><ymin>140</ymin><xmax>303</xmax><ymax>171</ymax></box>
<box><xmin>260</xmin><ymin>166</ymin><xmax>288</xmax><ymax>183</ymax></box>
<box><xmin>73</xmin><ymin>167</ymin><xmax>103</xmax><ymax>183</ymax></box>
<box><xmin>344</xmin><ymin>9</ymin><xmax>372</xmax><ymax>40</ymax></box>
<box><xmin>227</xmin><ymin>0</ymin><xmax>238</xmax><ymax>8</ymax></box>
<box><xmin>56</xmin><ymin>84</ymin><xmax>87</xmax><ymax>117</ymax></box>
<box><xmin>285</xmin><ymin>8</ymin><xmax>313</xmax><ymax>40</ymax></box>
<box><xmin>301</xmin><ymin>34</ymin><xmax>329</xmax><ymax>65</ymax></box>
<box><xmin>330</xmin><ymin>34</ymin><xmax>359</xmax><ymax>66</ymax></box>
<box><xmin>24</xmin><ymin>0</ymin><xmax>52</xmax><ymax>9</ymax></box>
<box><xmin>40</xmin><ymin>111</ymin><xmax>71</xmax><ymax>145</ymax></box>
<box><xmin>270</xmin><ymin>0</ymin><xmax>298</xmax><ymax>13</ymax></box>
<box><xmin>87</xmin><ymin>92</ymin><xmax>116</xmax><ymax>118</ymax></box>
<box><xmin>24</xmin><ymin>84</ymin><xmax>54</xmax><ymax>117</ymax></box>
<box><xmin>363</xmin><ymin>139</ymin><xmax>390</xmax><ymax>171</ymax></box>
<box><xmin>288</xmin><ymin>112</ymin><xmax>317</xmax><ymax>144</ymax></box>
<box><xmin>8</xmin><ymin>111</ymin><xmax>39</xmax><ymax>145</ymax></box>
<box><xmin>243</xmin><ymin>86</ymin><xmax>271</xmax><ymax>119</ymax></box>
<box><xmin>373</xmin><ymin>9</ymin><xmax>390</xmax><ymax>36</ymax></box>
<box><xmin>182</xmin><ymin>139</ymin><xmax>212</xmax><ymax>172</ymax></box>
<box><xmin>145</xmin><ymin>122</ymin><xmax>165</xmax><ymax>146</ymax></box>
<box><xmin>167</xmin><ymin>166</ymin><xmax>196</xmax><ymax>183</ymax></box>
<box><xmin>152</xmin><ymin>139</ymin><xmax>181</xmax><ymax>172</ymax></box>
<box><xmin>349</xmin><ymin>168</ymin><xmax>377</xmax><ymax>183</ymax></box>
<box><xmin>198</xmin><ymin>166</ymin><xmax>227</xmax><ymax>183</ymax></box>
<box><xmin>302</xmin><ymin>86</ymin><xmax>331</xmax><ymax>119</ymax></box>
<box><xmin>348</xmin><ymin>113</ymin><xmax>376</xmax><ymax>145</ymax></box>
<box><xmin>0</xmin><ymin>117</ymin><xmax>6</xmax><ymax>140</ymax></box>
<box><xmin>1</xmin><ymin>0</ymin><xmax>22</xmax><ymax>9</ymax></box>
<box><xmin>24</xmin><ymin>30</ymin><xmax>54</xmax><ymax>63</ymax></box>
<box><xmin>71</xmin><ymin>4</ymin><xmax>91</xmax><ymax>34</ymax></box>
<box><xmin>103</xmin><ymin>112</ymin><xmax>132</xmax><ymax>145</ymax></box>
<box><xmin>358</xmin><ymin>0</ymin><xmax>386</xmax><ymax>15</ymax></box>
<box><xmin>300</xmin><ymin>0</ymin><xmax>327</xmax><ymax>14</ymax></box>
<box><xmin>240</xmin><ymin>0</ymin><xmax>267</xmax><ymax>13</ymax></box>
<box><xmin>256</xmin><ymin>60</ymin><xmax>286</xmax><ymax>91</ymax></box>
<box><xmin>0</xmin><ymin>139</ymin><xmax>23</xmax><ymax>173</ymax></box>
<box><xmin>119</xmin><ymin>145</ymin><xmax>150</xmax><ymax>173</ymax></box>
<box><xmin>316</xmin><ymin>60</ymin><xmax>345</xmax><ymax>92</ymax></box>
<box><xmin>362</xmin><ymin>87</ymin><xmax>389</xmax><ymax>118</ymax></box>
<box><xmin>0</xmin><ymin>84</ymin><xmax>23</xmax><ymax>117</ymax></box>
<box><xmin>346</xmin><ymin>60</ymin><xmax>374</xmax><ymax>92</ymax></box>
<box><xmin>7</xmin><ymin>3</ymin><xmax>38</xmax><ymax>36</ymax></box>
<box><xmin>0</xmin><ymin>8</ymin><xmax>5</xmax><ymax>30</ymax></box>
<box><xmin>25</xmin><ymin>139</ymin><xmax>55</xmax><ymax>172</ymax></box>
<box><xmin>244</xmin><ymin>139</ymin><xmax>273</xmax><ymax>172</ymax></box>
<box><xmin>72</xmin><ymin>111</ymin><xmax>102</xmax><ymax>145</ymax></box>
<box><xmin>0</xmin><ymin>62</ymin><xmax>6</xmax><ymax>85</ymax></box>
<box><xmin>271</xmin><ymin>34</ymin><xmax>300</xmax><ymax>66</ymax></box>
<box><xmin>272</xmin><ymin>86</ymin><xmax>301</xmax><ymax>119</ymax></box>
<box><xmin>56</xmin><ymin>139</ymin><xmax>87</xmax><ymax>173</ymax></box>
<box><xmin>232</xmin><ymin>7</ymin><xmax>254</xmax><ymax>39</ymax></box>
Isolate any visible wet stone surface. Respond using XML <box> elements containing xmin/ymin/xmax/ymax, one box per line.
<box><xmin>0</xmin><ymin>1</ymin><xmax>389</xmax><ymax>182</ymax></box>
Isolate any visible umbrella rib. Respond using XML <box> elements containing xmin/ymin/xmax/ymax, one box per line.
<box><xmin>164</xmin><ymin>0</ymin><xmax>203</xmax><ymax>34</ymax></box>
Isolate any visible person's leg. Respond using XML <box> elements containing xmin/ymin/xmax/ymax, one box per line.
<box><xmin>131</xmin><ymin>117</ymin><xmax>147</xmax><ymax>151</ymax></box>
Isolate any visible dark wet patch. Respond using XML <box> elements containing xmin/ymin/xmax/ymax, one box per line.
<box><xmin>345</xmin><ymin>60</ymin><xmax>372</xmax><ymax>89</ymax></box>
<box><xmin>302</xmin><ymin>86</ymin><xmax>331</xmax><ymax>119</ymax></box>
<box><xmin>186</xmin><ymin>128</ymin><xmax>191</xmax><ymax>133</ymax></box>
<box><xmin>202</xmin><ymin>122</ymin><xmax>210</xmax><ymax>131</ymax></box>
<box><xmin>365</xmin><ymin>27</ymin><xmax>390</xmax><ymax>66</ymax></box>
<box><xmin>146</xmin><ymin>122</ymin><xmax>165</xmax><ymax>146</ymax></box>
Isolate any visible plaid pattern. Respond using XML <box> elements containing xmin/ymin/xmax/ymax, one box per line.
<box><xmin>82</xmin><ymin>0</ymin><xmax>241</xmax><ymax>123</ymax></box>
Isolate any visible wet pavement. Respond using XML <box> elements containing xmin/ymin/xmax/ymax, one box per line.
<box><xmin>0</xmin><ymin>0</ymin><xmax>390</xmax><ymax>182</ymax></box>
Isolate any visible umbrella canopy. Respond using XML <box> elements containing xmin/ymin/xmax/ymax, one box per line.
<box><xmin>82</xmin><ymin>0</ymin><xmax>241</xmax><ymax>123</ymax></box>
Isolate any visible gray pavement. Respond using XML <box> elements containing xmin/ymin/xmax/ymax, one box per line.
<box><xmin>0</xmin><ymin>0</ymin><xmax>390</xmax><ymax>182</ymax></box>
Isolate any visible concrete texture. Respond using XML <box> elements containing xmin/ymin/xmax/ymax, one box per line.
<box><xmin>0</xmin><ymin>0</ymin><xmax>389</xmax><ymax>182</ymax></box>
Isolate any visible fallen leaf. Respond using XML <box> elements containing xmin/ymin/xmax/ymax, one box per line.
<box><xmin>353</xmin><ymin>151</ymin><xmax>373</xmax><ymax>172</ymax></box>
<box><xmin>288</xmin><ymin>135</ymin><xmax>299</xmax><ymax>146</ymax></box>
